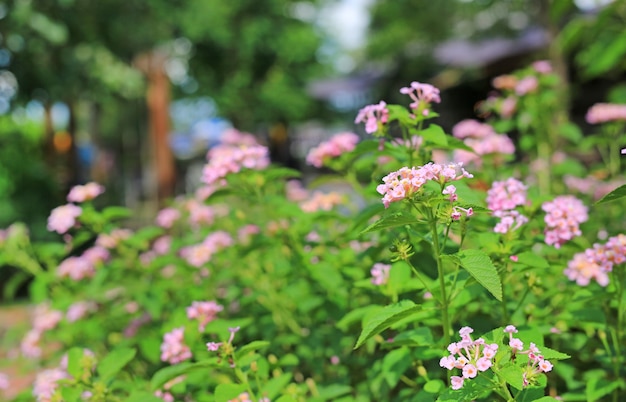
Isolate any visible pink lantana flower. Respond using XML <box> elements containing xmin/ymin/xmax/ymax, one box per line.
<box><xmin>47</xmin><ymin>204</ymin><xmax>82</xmax><ymax>234</ymax></box>
<box><xmin>67</xmin><ymin>182</ymin><xmax>104</xmax><ymax>203</ymax></box>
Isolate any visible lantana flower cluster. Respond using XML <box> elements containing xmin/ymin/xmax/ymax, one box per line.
<box><xmin>306</xmin><ymin>132</ymin><xmax>360</xmax><ymax>168</ymax></box>
<box><xmin>160</xmin><ymin>327</ymin><xmax>192</xmax><ymax>364</ymax></box>
<box><xmin>585</xmin><ymin>103</ymin><xmax>626</xmax><ymax>124</ymax></box>
<box><xmin>355</xmin><ymin>101</ymin><xmax>389</xmax><ymax>135</ymax></box>
<box><xmin>57</xmin><ymin>246</ymin><xmax>109</xmax><ymax>281</ymax></box>
<box><xmin>47</xmin><ymin>182</ymin><xmax>106</xmax><ymax>234</ymax></box>
<box><xmin>486</xmin><ymin>178</ymin><xmax>529</xmax><ymax>234</ymax></box>
<box><xmin>179</xmin><ymin>231</ymin><xmax>234</xmax><ymax>268</ymax></box>
<box><xmin>201</xmin><ymin>132</ymin><xmax>270</xmax><ymax>186</ymax></box>
<box><xmin>186</xmin><ymin>300</ymin><xmax>224</xmax><ymax>332</ymax></box>
<box><xmin>451</xmin><ymin>119</ymin><xmax>515</xmax><ymax>167</ymax></box>
<box><xmin>400</xmin><ymin>81</ymin><xmax>441</xmax><ymax>116</ymax></box>
<box><xmin>564</xmin><ymin>233</ymin><xmax>626</xmax><ymax>286</ymax></box>
<box><xmin>377</xmin><ymin>162</ymin><xmax>473</xmax><ymax>209</ymax></box>
<box><xmin>504</xmin><ymin>325</ymin><xmax>553</xmax><ymax>387</ymax></box>
<box><xmin>20</xmin><ymin>303</ymin><xmax>64</xmax><ymax>359</ymax></box>
<box><xmin>371</xmin><ymin>263</ymin><xmax>391</xmax><ymax>286</ymax></box>
<box><xmin>439</xmin><ymin>327</ymin><xmax>499</xmax><ymax>390</ymax></box>
<box><xmin>542</xmin><ymin>195</ymin><xmax>588</xmax><ymax>248</ymax></box>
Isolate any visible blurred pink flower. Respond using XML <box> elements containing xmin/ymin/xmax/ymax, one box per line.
<box><xmin>542</xmin><ymin>195</ymin><xmax>588</xmax><ymax>248</ymax></box>
<box><xmin>57</xmin><ymin>256</ymin><xmax>95</xmax><ymax>281</ymax></box>
<box><xmin>160</xmin><ymin>327</ymin><xmax>192</xmax><ymax>364</ymax></box>
<box><xmin>586</xmin><ymin>103</ymin><xmax>626</xmax><ymax>124</ymax></box>
<box><xmin>32</xmin><ymin>368</ymin><xmax>68</xmax><ymax>401</ymax></box>
<box><xmin>306</xmin><ymin>132</ymin><xmax>359</xmax><ymax>168</ymax></box>
<box><xmin>300</xmin><ymin>191</ymin><xmax>344</xmax><ymax>212</ymax></box>
<box><xmin>67</xmin><ymin>182</ymin><xmax>104</xmax><ymax>203</ymax></box>
<box><xmin>400</xmin><ymin>81</ymin><xmax>441</xmax><ymax>113</ymax></box>
<box><xmin>355</xmin><ymin>101</ymin><xmax>389</xmax><ymax>134</ymax></box>
<box><xmin>186</xmin><ymin>301</ymin><xmax>224</xmax><ymax>332</ymax></box>
<box><xmin>47</xmin><ymin>204</ymin><xmax>82</xmax><ymax>234</ymax></box>
<box><xmin>156</xmin><ymin>208</ymin><xmax>181</xmax><ymax>229</ymax></box>
<box><xmin>371</xmin><ymin>263</ymin><xmax>391</xmax><ymax>286</ymax></box>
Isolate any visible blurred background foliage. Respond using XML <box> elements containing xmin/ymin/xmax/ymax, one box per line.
<box><xmin>0</xmin><ymin>0</ymin><xmax>625</xmax><ymax>239</ymax></box>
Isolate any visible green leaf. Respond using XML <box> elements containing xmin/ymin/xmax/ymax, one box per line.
<box><xmin>312</xmin><ymin>384</ymin><xmax>352</xmax><ymax>401</ymax></box>
<box><xmin>382</xmin><ymin>347</ymin><xmax>412</xmax><ymax>387</ymax></box>
<box><xmin>261</xmin><ymin>373</ymin><xmax>293</xmax><ymax>400</ymax></box>
<box><xmin>275</xmin><ymin>396</ymin><xmax>298</xmax><ymax>402</ymax></box>
<box><xmin>499</xmin><ymin>363</ymin><xmax>525</xmax><ymax>390</ymax></box>
<box><xmin>125</xmin><ymin>391</ymin><xmax>164</xmax><ymax>402</ymax></box>
<box><xmin>455</xmin><ymin>249</ymin><xmax>502</xmax><ymax>301</ymax></box>
<box><xmin>354</xmin><ymin>300</ymin><xmax>421</xmax><ymax>349</ymax></box>
<box><xmin>539</xmin><ymin>346</ymin><xmax>570</xmax><ymax>360</ymax></box>
<box><xmin>235</xmin><ymin>340</ymin><xmax>270</xmax><ymax>360</ymax></box>
<box><xmin>60</xmin><ymin>386</ymin><xmax>82</xmax><ymax>402</ymax></box>
<box><xmin>515</xmin><ymin>252</ymin><xmax>550</xmax><ymax>269</ymax></box>
<box><xmin>263</xmin><ymin>167</ymin><xmax>301</xmax><ymax>182</ymax></box>
<box><xmin>420</xmin><ymin>124</ymin><xmax>448</xmax><ymax>146</ymax></box>
<box><xmin>151</xmin><ymin>359</ymin><xmax>219</xmax><ymax>390</ymax></box>
<box><xmin>595</xmin><ymin>184</ymin><xmax>626</xmax><ymax>205</ymax></box>
<box><xmin>102</xmin><ymin>206</ymin><xmax>132</xmax><ymax>221</ymax></box>
<box><xmin>424</xmin><ymin>379</ymin><xmax>445</xmax><ymax>394</ymax></box>
<box><xmin>97</xmin><ymin>347</ymin><xmax>136</xmax><ymax>383</ymax></box>
<box><xmin>215</xmin><ymin>383</ymin><xmax>248</xmax><ymax>402</ymax></box>
<box><xmin>66</xmin><ymin>347</ymin><xmax>85</xmax><ymax>378</ymax></box>
<box><xmin>361</xmin><ymin>211</ymin><xmax>424</xmax><ymax>234</ymax></box>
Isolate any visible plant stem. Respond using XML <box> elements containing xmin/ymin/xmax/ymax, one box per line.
<box><xmin>427</xmin><ymin>209</ymin><xmax>450</xmax><ymax>346</ymax></box>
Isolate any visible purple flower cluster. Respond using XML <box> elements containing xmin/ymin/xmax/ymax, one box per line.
<box><xmin>306</xmin><ymin>132</ymin><xmax>360</xmax><ymax>168</ymax></box>
<box><xmin>371</xmin><ymin>263</ymin><xmax>391</xmax><ymax>286</ymax></box>
<box><xmin>504</xmin><ymin>326</ymin><xmax>553</xmax><ymax>387</ymax></box>
<box><xmin>400</xmin><ymin>81</ymin><xmax>441</xmax><ymax>115</ymax></box>
<box><xmin>439</xmin><ymin>327</ymin><xmax>499</xmax><ymax>390</ymax></box>
<box><xmin>202</xmin><ymin>141</ymin><xmax>270</xmax><ymax>186</ymax></box>
<box><xmin>486</xmin><ymin>178</ymin><xmax>529</xmax><ymax>234</ymax></box>
<box><xmin>160</xmin><ymin>327</ymin><xmax>192</xmax><ymax>364</ymax></box>
<box><xmin>355</xmin><ymin>101</ymin><xmax>389</xmax><ymax>134</ymax></box>
<box><xmin>586</xmin><ymin>103</ymin><xmax>626</xmax><ymax>124</ymax></box>
<box><xmin>542</xmin><ymin>195</ymin><xmax>588</xmax><ymax>248</ymax></box>
<box><xmin>452</xmin><ymin>119</ymin><xmax>515</xmax><ymax>168</ymax></box>
<box><xmin>377</xmin><ymin>162</ymin><xmax>473</xmax><ymax>208</ymax></box>
<box><xmin>564</xmin><ymin>234</ymin><xmax>626</xmax><ymax>286</ymax></box>
<box><xmin>186</xmin><ymin>301</ymin><xmax>224</xmax><ymax>332</ymax></box>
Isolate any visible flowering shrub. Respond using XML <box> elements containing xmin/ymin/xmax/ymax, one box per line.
<box><xmin>2</xmin><ymin>62</ymin><xmax>626</xmax><ymax>402</ymax></box>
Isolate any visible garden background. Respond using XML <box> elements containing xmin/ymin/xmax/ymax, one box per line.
<box><xmin>1</xmin><ymin>0</ymin><xmax>626</xmax><ymax>401</ymax></box>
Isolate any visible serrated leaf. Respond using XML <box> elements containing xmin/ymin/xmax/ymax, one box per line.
<box><xmin>215</xmin><ymin>383</ymin><xmax>248</xmax><ymax>402</ymax></box>
<box><xmin>354</xmin><ymin>300</ymin><xmax>421</xmax><ymax>349</ymax></box>
<box><xmin>455</xmin><ymin>249</ymin><xmax>502</xmax><ymax>301</ymax></box>
<box><xmin>235</xmin><ymin>340</ymin><xmax>270</xmax><ymax>360</ymax></box>
<box><xmin>539</xmin><ymin>346</ymin><xmax>570</xmax><ymax>360</ymax></box>
<box><xmin>595</xmin><ymin>184</ymin><xmax>626</xmax><ymax>205</ymax></box>
<box><xmin>151</xmin><ymin>359</ymin><xmax>219</xmax><ymax>390</ymax></box>
<box><xmin>361</xmin><ymin>211</ymin><xmax>424</xmax><ymax>234</ymax></box>
<box><xmin>97</xmin><ymin>347</ymin><xmax>136</xmax><ymax>382</ymax></box>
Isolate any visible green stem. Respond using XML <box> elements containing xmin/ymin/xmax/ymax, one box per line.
<box><xmin>427</xmin><ymin>209</ymin><xmax>450</xmax><ymax>346</ymax></box>
<box><xmin>405</xmin><ymin>258</ymin><xmax>435</xmax><ymax>300</ymax></box>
